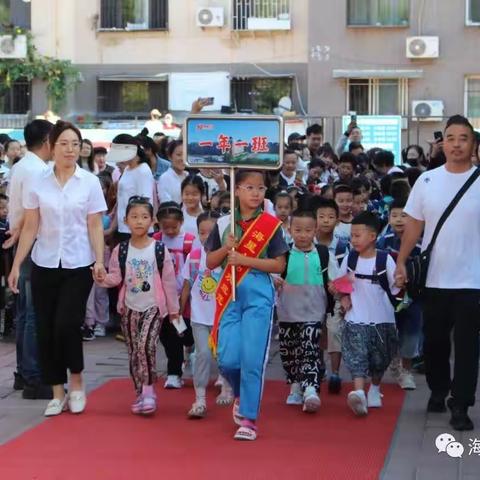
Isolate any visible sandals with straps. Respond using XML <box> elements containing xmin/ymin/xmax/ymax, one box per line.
<box><xmin>234</xmin><ymin>420</ymin><xmax>257</xmax><ymax>441</ymax></box>
<box><xmin>216</xmin><ymin>389</ymin><xmax>234</xmax><ymax>406</ymax></box>
<box><xmin>187</xmin><ymin>402</ymin><xmax>207</xmax><ymax>419</ymax></box>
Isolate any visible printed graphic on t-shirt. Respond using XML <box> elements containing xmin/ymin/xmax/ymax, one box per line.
<box><xmin>128</xmin><ymin>258</ymin><xmax>153</xmax><ymax>293</ymax></box>
<box><xmin>198</xmin><ymin>269</ymin><xmax>219</xmax><ymax>300</ymax></box>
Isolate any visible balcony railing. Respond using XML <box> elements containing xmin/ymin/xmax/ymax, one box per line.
<box><xmin>232</xmin><ymin>0</ymin><xmax>291</xmax><ymax>31</ymax></box>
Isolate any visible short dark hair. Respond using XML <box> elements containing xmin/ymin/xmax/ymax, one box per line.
<box><xmin>93</xmin><ymin>146</ymin><xmax>108</xmax><ymax>156</ymax></box>
<box><xmin>181</xmin><ymin>174</ymin><xmax>205</xmax><ymax>196</ymax></box>
<box><xmin>274</xmin><ymin>191</ymin><xmax>294</xmax><ymax>209</ymax></box>
<box><xmin>125</xmin><ymin>196</ymin><xmax>154</xmax><ymax>218</ymax></box>
<box><xmin>338</xmin><ymin>152</ymin><xmax>357</xmax><ymax>168</ymax></box>
<box><xmin>306</xmin><ymin>124</ymin><xmax>322</xmax><ymax>137</ymax></box>
<box><xmin>196</xmin><ymin>210</ymin><xmax>220</xmax><ymax>228</ymax></box>
<box><xmin>333</xmin><ymin>184</ymin><xmax>353</xmax><ymax>198</ymax></box>
<box><xmin>166</xmin><ymin>139</ymin><xmax>183</xmax><ymax>159</ymax></box>
<box><xmin>348</xmin><ymin>141</ymin><xmax>364</xmax><ymax>153</ymax></box>
<box><xmin>291</xmin><ymin>209</ymin><xmax>316</xmax><ymax>221</ymax></box>
<box><xmin>0</xmin><ymin>193</ymin><xmax>8</xmax><ymax>202</ymax></box>
<box><xmin>49</xmin><ymin>121</ymin><xmax>82</xmax><ymax>150</ymax></box>
<box><xmin>350</xmin><ymin>176</ymin><xmax>370</xmax><ymax>192</ymax></box>
<box><xmin>24</xmin><ymin>120</ymin><xmax>53</xmax><ymax>150</ymax></box>
<box><xmin>352</xmin><ymin>211</ymin><xmax>381</xmax><ymax>234</ymax></box>
<box><xmin>308</xmin><ymin>158</ymin><xmax>325</xmax><ymax>170</ymax></box>
<box><xmin>313</xmin><ymin>197</ymin><xmax>339</xmax><ymax>217</ymax></box>
<box><xmin>390</xmin><ymin>199</ymin><xmax>406</xmax><ymax>211</ymax></box>
<box><xmin>235</xmin><ymin>169</ymin><xmax>266</xmax><ymax>185</ymax></box>
<box><xmin>157</xmin><ymin>201</ymin><xmax>183</xmax><ymax>222</ymax></box>
<box><xmin>445</xmin><ymin>114</ymin><xmax>475</xmax><ymax>136</ymax></box>
<box><xmin>375</xmin><ymin>150</ymin><xmax>395</xmax><ymax>168</ymax></box>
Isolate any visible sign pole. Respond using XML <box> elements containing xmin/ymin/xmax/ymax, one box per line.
<box><xmin>230</xmin><ymin>167</ymin><xmax>236</xmax><ymax>301</ymax></box>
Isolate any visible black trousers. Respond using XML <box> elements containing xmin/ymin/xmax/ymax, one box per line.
<box><xmin>31</xmin><ymin>263</ymin><xmax>93</xmax><ymax>385</ymax></box>
<box><xmin>423</xmin><ymin>288</ymin><xmax>480</xmax><ymax>407</ymax></box>
<box><xmin>159</xmin><ymin>316</ymin><xmax>193</xmax><ymax>376</ymax></box>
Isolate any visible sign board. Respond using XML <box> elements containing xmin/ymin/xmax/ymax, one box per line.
<box><xmin>342</xmin><ymin>115</ymin><xmax>402</xmax><ymax>165</ymax></box>
<box><xmin>184</xmin><ymin>115</ymin><xmax>284</xmax><ymax>170</ymax></box>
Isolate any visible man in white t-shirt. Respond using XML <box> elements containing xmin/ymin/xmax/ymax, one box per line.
<box><xmin>7</xmin><ymin>120</ymin><xmax>53</xmax><ymax>400</ymax></box>
<box><xmin>396</xmin><ymin>115</ymin><xmax>480</xmax><ymax>432</ymax></box>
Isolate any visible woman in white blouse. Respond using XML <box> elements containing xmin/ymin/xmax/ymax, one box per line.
<box><xmin>9</xmin><ymin>121</ymin><xmax>107</xmax><ymax>417</ymax></box>
<box><xmin>107</xmin><ymin>134</ymin><xmax>156</xmax><ymax>242</ymax></box>
<box><xmin>157</xmin><ymin>140</ymin><xmax>188</xmax><ymax>204</ymax></box>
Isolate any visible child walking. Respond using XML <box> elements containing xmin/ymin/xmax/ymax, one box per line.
<box><xmin>154</xmin><ymin>202</ymin><xmax>195</xmax><ymax>389</ymax></box>
<box><xmin>206</xmin><ymin>170</ymin><xmax>288</xmax><ymax>441</ymax></box>
<box><xmin>180</xmin><ymin>211</ymin><xmax>233</xmax><ymax>419</ymax></box>
<box><xmin>273</xmin><ymin>191</ymin><xmax>293</xmax><ymax>244</ymax></box>
<box><xmin>97</xmin><ymin>196</ymin><xmax>179</xmax><ymax>415</ymax></box>
<box><xmin>339</xmin><ymin>211</ymin><xmax>399</xmax><ymax>416</ymax></box>
<box><xmin>276</xmin><ymin>210</ymin><xmax>338</xmax><ymax>413</ymax></box>
<box><xmin>181</xmin><ymin>175</ymin><xmax>204</xmax><ymax>237</ymax></box>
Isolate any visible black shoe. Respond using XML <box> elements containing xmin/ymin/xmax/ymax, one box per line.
<box><xmin>447</xmin><ymin>398</ymin><xmax>474</xmax><ymax>431</ymax></box>
<box><xmin>328</xmin><ymin>374</ymin><xmax>342</xmax><ymax>394</ymax></box>
<box><xmin>22</xmin><ymin>382</ymin><xmax>53</xmax><ymax>400</ymax></box>
<box><xmin>82</xmin><ymin>326</ymin><xmax>95</xmax><ymax>342</ymax></box>
<box><xmin>13</xmin><ymin>372</ymin><xmax>24</xmax><ymax>390</ymax></box>
<box><xmin>427</xmin><ymin>395</ymin><xmax>446</xmax><ymax>413</ymax></box>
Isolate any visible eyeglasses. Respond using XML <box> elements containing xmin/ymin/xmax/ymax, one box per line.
<box><xmin>55</xmin><ymin>141</ymin><xmax>81</xmax><ymax>150</ymax></box>
<box><xmin>237</xmin><ymin>185</ymin><xmax>267</xmax><ymax>194</ymax></box>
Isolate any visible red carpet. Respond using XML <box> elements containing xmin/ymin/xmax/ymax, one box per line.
<box><xmin>0</xmin><ymin>379</ymin><xmax>404</xmax><ymax>480</ymax></box>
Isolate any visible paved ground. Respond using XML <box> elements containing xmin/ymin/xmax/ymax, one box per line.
<box><xmin>0</xmin><ymin>335</ymin><xmax>479</xmax><ymax>479</ymax></box>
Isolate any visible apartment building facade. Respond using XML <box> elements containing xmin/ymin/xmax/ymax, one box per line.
<box><xmin>1</xmin><ymin>0</ymin><xmax>480</xmax><ymax>145</ymax></box>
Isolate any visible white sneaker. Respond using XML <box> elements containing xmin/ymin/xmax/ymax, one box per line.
<box><xmin>398</xmin><ymin>370</ymin><xmax>416</xmax><ymax>390</ymax></box>
<box><xmin>347</xmin><ymin>390</ymin><xmax>368</xmax><ymax>416</ymax></box>
<box><xmin>367</xmin><ymin>386</ymin><xmax>383</xmax><ymax>408</ymax></box>
<box><xmin>94</xmin><ymin>324</ymin><xmax>106</xmax><ymax>337</ymax></box>
<box><xmin>164</xmin><ymin>375</ymin><xmax>183</xmax><ymax>389</ymax></box>
<box><xmin>68</xmin><ymin>390</ymin><xmax>87</xmax><ymax>414</ymax></box>
<box><xmin>286</xmin><ymin>383</ymin><xmax>303</xmax><ymax>405</ymax></box>
<box><xmin>303</xmin><ymin>386</ymin><xmax>321</xmax><ymax>413</ymax></box>
<box><xmin>44</xmin><ymin>396</ymin><xmax>68</xmax><ymax>417</ymax></box>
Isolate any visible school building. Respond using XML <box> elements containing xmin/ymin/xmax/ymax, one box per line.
<box><xmin>2</xmin><ymin>0</ymin><xmax>480</xmax><ymax>147</ymax></box>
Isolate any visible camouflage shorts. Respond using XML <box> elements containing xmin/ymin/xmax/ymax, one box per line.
<box><xmin>342</xmin><ymin>322</ymin><xmax>398</xmax><ymax>379</ymax></box>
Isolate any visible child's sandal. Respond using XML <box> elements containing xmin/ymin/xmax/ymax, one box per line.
<box><xmin>216</xmin><ymin>389</ymin><xmax>234</xmax><ymax>406</ymax></box>
<box><xmin>234</xmin><ymin>420</ymin><xmax>257</xmax><ymax>441</ymax></box>
<box><xmin>188</xmin><ymin>402</ymin><xmax>207</xmax><ymax>419</ymax></box>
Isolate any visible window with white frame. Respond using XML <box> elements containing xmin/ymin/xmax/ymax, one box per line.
<box><xmin>347</xmin><ymin>0</ymin><xmax>409</xmax><ymax>27</ymax></box>
<box><xmin>100</xmin><ymin>0</ymin><xmax>168</xmax><ymax>30</ymax></box>
<box><xmin>467</xmin><ymin>0</ymin><xmax>480</xmax><ymax>24</ymax></box>
<box><xmin>347</xmin><ymin>78</ymin><xmax>408</xmax><ymax>115</ymax></box>
<box><xmin>466</xmin><ymin>77</ymin><xmax>480</xmax><ymax>129</ymax></box>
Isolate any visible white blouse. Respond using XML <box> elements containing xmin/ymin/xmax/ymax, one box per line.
<box><xmin>157</xmin><ymin>168</ymin><xmax>188</xmax><ymax>205</ymax></box>
<box><xmin>24</xmin><ymin>166</ymin><xmax>107</xmax><ymax>269</ymax></box>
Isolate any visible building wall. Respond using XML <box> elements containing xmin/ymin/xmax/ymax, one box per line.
<box><xmin>308</xmin><ymin>0</ymin><xmax>480</xmax><ymax>148</ymax></box>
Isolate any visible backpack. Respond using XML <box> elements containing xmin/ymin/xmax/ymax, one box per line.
<box><xmin>282</xmin><ymin>244</ymin><xmax>334</xmax><ymax>315</ymax></box>
<box><xmin>154</xmin><ymin>231</ymin><xmax>195</xmax><ymax>259</ymax></box>
<box><xmin>346</xmin><ymin>249</ymin><xmax>399</xmax><ymax>307</ymax></box>
<box><xmin>118</xmin><ymin>240</ymin><xmax>165</xmax><ymax>281</ymax></box>
<box><xmin>334</xmin><ymin>238</ymin><xmax>349</xmax><ymax>267</ymax></box>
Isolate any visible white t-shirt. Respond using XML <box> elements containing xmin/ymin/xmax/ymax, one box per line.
<box><xmin>182</xmin><ymin>208</ymin><xmax>200</xmax><ymax>237</ymax></box>
<box><xmin>334</xmin><ymin>221</ymin><xmax>352</xmax><ymax>244</ymax></box>
<box><xmin>117</xmin><ymin>163</ymin><xmax>155</xmax><ymax>233</ymax></box>
<box><xmin>8</xmin><ymin>151</ymin><xmax>50</xmax><ymax>230</ymax></box>
<box><xmin>181</xmin><ymin>248</ymin><xmax>221</xmax><ymax>326</ymax></box>
<box><xmin>405</xmin><ymin>165</ymin><xmax>480</xmax><ymax>289</ymax></box>
<box><xmin>157</xmin><ymin>168</ymin><xmax>188</xmax><ymax>204</ymax></box>
<box><xmin>24</xmin><ymin>166</ymin><xmax>107</xmax><ymax>268</ymax></box>
<box><xmin>125</xmin><ymin>242</ymin><xmax>157</xmax><ymax>312</ymax></box>
<box><xmin>339</xmin><ymin>254</ymin><xmax>399</xmax><ymax>325</ymax></box>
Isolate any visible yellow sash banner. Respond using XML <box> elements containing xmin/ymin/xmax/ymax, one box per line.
<box><xmin>209</xmin><ymin>212</ymin><xmax>282</xmax><ymax>356</ymax></box>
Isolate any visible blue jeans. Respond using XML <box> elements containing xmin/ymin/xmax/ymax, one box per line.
<box><xmin>16</xmin><ymin>256</ymin><xmax>41</xmax><ymax>384</ymax></box>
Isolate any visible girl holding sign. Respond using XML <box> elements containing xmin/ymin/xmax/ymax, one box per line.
<box><xmin>205</xmin><ymin>170</ymin><xmax>288</xmax><ymax>441</ymax></box>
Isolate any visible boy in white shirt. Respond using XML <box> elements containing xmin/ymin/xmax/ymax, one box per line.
<box><xmin>338</xmin><ymin>211</ymin><xmax>399</xmax><ymax>416</ymax></box>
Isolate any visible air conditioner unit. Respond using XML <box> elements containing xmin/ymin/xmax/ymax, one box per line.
<box><xmin>196</xmin><ymin>7</ymin><xmax>224</xmax><ymax>27</ymax></box>
<box><xmin>406</xmin><ymin>36</ymin><xmax>439</xmax><ymax>59</ymax></box>
<box><xmin>0</xmin><ymin>35</ymin><xmax>27</xmax><ymax>59</ymax></box>
<box><xmin>412</xmin><ymin>100</ymin><xmax>444</xmax><ymax>122</ymax></box>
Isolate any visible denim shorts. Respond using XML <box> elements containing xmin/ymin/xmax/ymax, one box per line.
<box><xmin>342</xmin><ymin>322</ymin><xmax>398</xmax><ymax>379</ymax></box>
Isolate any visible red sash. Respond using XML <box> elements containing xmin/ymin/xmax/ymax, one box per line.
<box><xmin>209</xmin><ymin>212</ymin><xmax>281</xmax><ymax>356</ymax></box>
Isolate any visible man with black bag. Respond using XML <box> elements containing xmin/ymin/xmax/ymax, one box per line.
<box><xmin>395</xmin><ymin>115</ymin><xmax>480</xmax><ymax>431</ymax></box>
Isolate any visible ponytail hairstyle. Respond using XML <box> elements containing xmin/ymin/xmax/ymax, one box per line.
<box><xmin>196</xmin><ymin>210</ymin><xmax>220</xmax><ymax>228</ymax></box>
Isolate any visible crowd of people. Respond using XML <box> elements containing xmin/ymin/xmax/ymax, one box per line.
<box><xmin>1</xmin><ymin>107</ymin><xmax>480</xmax><ymax>441</ymax></box>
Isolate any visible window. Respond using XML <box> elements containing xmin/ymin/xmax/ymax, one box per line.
<box><xmin>232</xmin><ymin>0</ymin><xmax>291</xmax><ymax>31</ymax></box>
<box><xmin>100</xmin><ymin>0</ymin><xmax>168</xmax><ymax>30</ymax></box>
<box><xmin>0</xmin><ymin>79</ymin><xmax>31</xmax><ymax>114</ymax></box>
<box><xmin>231</xmin><ymin>77</ymin><xmax>293</xmax><ymax>114</ymax></box>
<box><xmin>347</xmin><ymin>78</ymin><xmax>408</xmax><ymax>115</ymax></box>
<box><xmin>98</xmin><ymin>81</ymin><xmax>168</xmax><ymax>114</ymax></box>
<box><xmin>347</xmin><ymin>0</ymin><xmax>409</xmax><ymax>27</ymax></box>
<box><xmin>466</xmin><ymin>77</ymin><xmax>480</xmax><ymax>129</ymax></box>
<box><xmin>0</xmin><ymin>0</ymin><xmax>9</xmax><ymax>25</ymax></box>
<box><xmin>467</xmin><ymin>0</ymin><xmax>480</xmax><ymax>24</ymax></box>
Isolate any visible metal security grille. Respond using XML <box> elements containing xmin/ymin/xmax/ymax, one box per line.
<box><xmin>232</xmin><ymin>0</ymin><xmax>290</xmax><ymax>31</ymax></box>
<box><xmin>100</xmin><ymin>0</ymin><xmax>168</xmax><ymax>30</ymax></box>
<box><xmin>0</xmin><ymin>79</ymin><xmax>31</xmax><ymax>114</ymax></box>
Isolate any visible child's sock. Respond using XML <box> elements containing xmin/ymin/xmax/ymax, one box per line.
<box><xmin>142</xmin><ymin>384</ymin><xmax>154</xmax><ymax>396</ymax></box>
